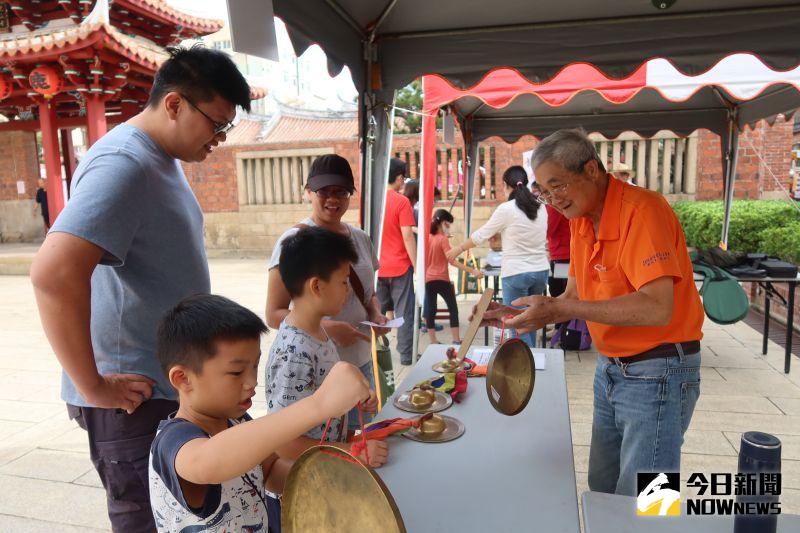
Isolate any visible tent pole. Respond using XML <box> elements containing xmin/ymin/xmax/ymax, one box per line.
<box><xmin>721</xmin><ymin>113</ymin><xmax>740</xmax><ymax>248</ymax></box>
<box><xmin>361</xmin><ymin>38</ymin><xmax>375</xmax><ymax>238</ymax></box>
<box><xmin>464</xmin><ymin>126</ymin><xmax>479</xmax><ymax>238</ymax></box>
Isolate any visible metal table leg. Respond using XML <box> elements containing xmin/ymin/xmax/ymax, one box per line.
<box><xmin>786</xmin><ymin>281</ymin><xmax>796</xmax><ymax>374</ymax></box>
<box><xmin>763</xmin><ymin>284</ymin><xmax>771</xmax><ymax>356</ymax></box>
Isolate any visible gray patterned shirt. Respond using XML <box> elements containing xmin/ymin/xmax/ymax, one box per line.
<box><xmin>265</xmin><ymin>321</ymin><xmax>347</xmax><ymax>441</ymax></box>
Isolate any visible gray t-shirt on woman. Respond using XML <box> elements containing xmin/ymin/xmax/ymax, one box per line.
<box><xmin>269</xmin><ymin>218</ymin><xmax>379</xmax><ymax>368</ymax></box>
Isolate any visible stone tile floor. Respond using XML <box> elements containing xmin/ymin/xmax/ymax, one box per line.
<box><xmin>1</xmin><ymin>258</ymin><xmax>799</xmax><ymax>530</ymax></box>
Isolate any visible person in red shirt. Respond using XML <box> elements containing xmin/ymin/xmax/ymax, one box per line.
<box><xmin>377</xmin><ymin>158</ymin><xmax>417</xmax><ymax>365</ymax></box>
<box><xmin>545</xmin><ymin>203</ymin><xmax>571</xmax><ymax>300</ymax></box>
<box><xmin>425</xmin><ymin>209</ymin><xmax>483</xmax><ymax>344</ymax></box>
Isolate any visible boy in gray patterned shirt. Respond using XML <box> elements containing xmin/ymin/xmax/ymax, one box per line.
<box><xmin>267</xmin><ymin>227</ymin><xmax>389</xmax><ymax>467</ymax></box>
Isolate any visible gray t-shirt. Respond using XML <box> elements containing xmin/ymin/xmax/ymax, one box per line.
<box><xmin>269</xmin><ymin>218</ymin><xmax>379</xmax><ymax>367</ymax></box>
<box><xmin>265</xmin><ymin>321</ymin><xmax>346</xmax><ymax>441</ymax></box>
<box><xmin>51</xmin><ymin>123</ymin><xmax>210</xmax><ymax>406</ymax></box>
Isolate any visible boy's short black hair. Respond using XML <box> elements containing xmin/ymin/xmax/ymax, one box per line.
<box><xmin>388</xmin><ymin>158</ymin><xmax>407</xmax><ymax>184</ymax></box>
<box><xmin>147</xmin><ymin>44</ymin><xmax>251</xmax><ymax>112</ymax></box>
<box><xmin>157</xmin><ymin>294</ymin><xmax>267</xmax><ymax>376</ymax></box>
<box><xmin>279</xmin><ymin>227</ymin><xmax>359</xmax><ymax>297</ymax></box>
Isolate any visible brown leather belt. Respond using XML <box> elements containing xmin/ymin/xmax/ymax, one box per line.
<box><xmin>610</xmin><ymin>341</ymin><xmax>701</xmax><ymax>364</ymax></box>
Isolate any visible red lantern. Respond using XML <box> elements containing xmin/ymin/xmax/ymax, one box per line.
<box><xmin>0</xmin><ymin>75</ymin><xmax>11</xmax><ymax>100</ymax></box>
<box><xmin>29</xmin><ymin>66</ymin><xmax>63</xmax><ymax>98</ymax></box>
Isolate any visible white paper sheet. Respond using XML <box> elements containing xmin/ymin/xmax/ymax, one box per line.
<box><xmin>361</xmin><ymin>316</ymin><xmax>405</xmax><ymax>329</ymax></box>
<box><xmin>470</xmin><ymin>347</ymin><xmax>494</xmax><ymax>365</ymax></box>
<box><xmin>469</xmin><ymin>347</ymin><xmax>546</xmax><ymax>369</ymax></box>
<box><xmin>533</xmin><ymin>352</ymin><xmax>547</xmax><ymax>370</ymax></box>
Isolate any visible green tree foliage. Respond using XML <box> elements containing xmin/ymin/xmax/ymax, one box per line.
<box><xmin>394</xmin><ymin>79</ymin><xmax>423</xmax><ymax>133</ymax></box>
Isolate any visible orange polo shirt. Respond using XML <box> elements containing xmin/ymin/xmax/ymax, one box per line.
<box><xmin>568</xmin><ymin>177</ymin><xmax>703</xmax><ymax>357</ymax></box>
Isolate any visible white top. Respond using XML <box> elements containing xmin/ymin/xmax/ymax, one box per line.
<box><xmin>471</xmin><ymin>200</ymin><xmax>549</xmax><ymax>278</ymax></box>
<box><xmin>149</xmin><ymin>416</ymin><xmax>267</xmax><ymax>532</ymax></box>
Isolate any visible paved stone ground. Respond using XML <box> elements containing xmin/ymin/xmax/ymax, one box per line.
<box><xmin>1</xmin><ymin>258</ymin><xmax>799</xmax><ymax>531</ymax></box>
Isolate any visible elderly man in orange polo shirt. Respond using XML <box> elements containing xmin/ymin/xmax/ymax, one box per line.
<box><xmin>486</xmin><ymin>129</ymin><xmax>704</xmax><ymax>497</ymax></box>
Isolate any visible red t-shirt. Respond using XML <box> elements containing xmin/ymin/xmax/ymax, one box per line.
<box><xmin>378</xmin><ymin>189</ymin><xmax>416</xmax><ymax>278</ymax></box>
<box><xmin>546</xmin><ymin>205</ymin><xmax>571</xmax><ymax>261</ymax></box>
<box><xmin>425</xmin><ymin>233</ymin><xmax>451</xmax><ymax>283</ymax></box>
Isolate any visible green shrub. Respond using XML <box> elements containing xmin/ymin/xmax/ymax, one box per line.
<box><xmin>759</xmin><ymin>222</ymin><xmax>800</xmax><ymax>264</ymax></box>
<box><xmin>673</xmin><ymin>200</ymin><xmax>800</xmax><ymax>261</ymax></box>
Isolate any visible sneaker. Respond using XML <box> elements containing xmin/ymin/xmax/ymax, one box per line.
<box><xmin>420</xmin><ymin>325</ymin><xmax>428</xmax><ymax>333</ymax></box>
<box><xmin>401</xmin><ymin>359</ymin><xmax>413</xmax><ymax>366</ymax></box>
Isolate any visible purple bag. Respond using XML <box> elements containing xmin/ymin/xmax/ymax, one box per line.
<box><xmin>550</xmin><ymin>319</ymin><xmax>592</xmax><ymax>351</ymax></box>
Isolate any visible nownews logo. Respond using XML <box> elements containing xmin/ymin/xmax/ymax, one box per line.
<box><xmin>637</xmin><ymin>472</ymin><xmax>680</xmax><ymax>516</ymax></box>
<box><xmin>686</xmin><ymin>472</ymin><xmax>781</xmax><ymax>516</ymax></box>
<box><xmin>636</xmin><ymin>472</ymin><xmax>782</xmax><ymax>517</ymax></box>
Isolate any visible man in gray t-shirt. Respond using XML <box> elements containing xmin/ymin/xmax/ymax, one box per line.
<box><xmin>31</xmin><ymin>47</ymin><xmax>251</xmax><ymax>533</ymax></box>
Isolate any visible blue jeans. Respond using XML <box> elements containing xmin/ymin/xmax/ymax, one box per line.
<box><xmin>588</xmin><ymin>349</ymin><xmax>701</xmax><ymax>496</ymax></box>
<box><xmin>501</xmin><ymin>270</ymin><xmax>549</xmax><ymax>347</ymax></box>
<box><xmin>347</xmin><ymin>359</ymin><xmax>375</xmax><ymax>431</ymax></box>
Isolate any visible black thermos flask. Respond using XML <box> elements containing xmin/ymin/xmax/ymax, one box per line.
<box><xmin>733</xmin><ymin>431</ymin><xmax>781</xmax><ymax>533</ymax></box>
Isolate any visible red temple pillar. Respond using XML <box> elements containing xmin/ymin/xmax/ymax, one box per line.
<box><xmin>86</xmin><ymin>94</ymin><xmax>107</xmax><ymax>146</ymax></box>
<box><xmin>39</xmin><ymin>102</ymin><xmax>66</xmax><ymax>222</ymax></box>
<box><xmin>60</xmin><ymin>128</ymin><xmax>77</xmax><ymax>196</ymax></box>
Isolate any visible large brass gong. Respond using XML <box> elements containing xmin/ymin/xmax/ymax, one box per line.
<box><xmin>485</xmin><ymin>337</ymin><xmax>535</xmax><ymax>416</ymax></box>
<box><xmin>282</xmin><ymin>445</ymin><xmax>406</xmax><ymax>533</ymax></box>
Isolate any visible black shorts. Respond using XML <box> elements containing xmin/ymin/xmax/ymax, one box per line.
<box><xmin>68</xmin><ymin>399</ymin><xmax>178</xmax><ymax>532</ymax></box>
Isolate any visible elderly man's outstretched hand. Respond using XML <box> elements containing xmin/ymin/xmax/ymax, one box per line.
<box><xmin>505</xmin><ymin>296</ymin><xmax>561</xmax><ymax>334</ymax></box>
<box><xmin>469</xmin><ymin>300</ymin><xmax>522</xmax><ymax>328</ymax></box>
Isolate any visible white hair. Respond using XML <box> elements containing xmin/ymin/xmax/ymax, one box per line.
<box><xmin>532</xmin><ymin>128</ymin><xmax>606</xmax><ymax>174</ymax></box>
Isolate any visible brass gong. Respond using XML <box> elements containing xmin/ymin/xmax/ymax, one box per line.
<box><xmin>282</xmin><ymin>445</ymin><xmax>406</xmax><ymax>532</ymax></box>
<box><xmin>485</xmin><ymin>337</ymin><xmax>535</xmax><ymax>416</ymax></box>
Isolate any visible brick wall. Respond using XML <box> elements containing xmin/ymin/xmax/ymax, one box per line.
<box><xmin>747</xmin><ymin>282</ymin><xmax>800</xmax><ymax>334</ymax></box>
<box><xmin>760</xmin><ymin>117</ymin><xmax>794</xmax><ymax>194</ymax></box>
<box><xmin>181</xmin><ymin>146</ymin><xmax>239</xmax><ymax>213</ymax></box>
<box><xmin>696</xmin><ymin>116</ymin><xmax>793</xmax><ymax>200</ymax></box>
<box><xmin>392</xmin><ymin>132</ymin><xmax>540</xmax><ymax>206</ymax></box>
<box><xmin>182</xmin><ymin>138</ymin><xmax>361</xmax><ymax>212</ymax></box>
<box><xmin>0</xmin><ymin>117</ymin><xmax>795</xmax><ymax>246</ymax></box>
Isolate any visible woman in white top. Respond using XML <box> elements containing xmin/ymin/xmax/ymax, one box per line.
<box><xmin>447</xmin><ymin>165</ymin><xmax>549</xmax><ymax>347</ymax></box>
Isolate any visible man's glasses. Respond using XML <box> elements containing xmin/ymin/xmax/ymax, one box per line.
<box><xmin>181</xmin><ymin>94</ymin><xmax>235</xmax><ymax>136</ymax></box>
<box><xmin>315</xmin><ymin>187</ymin><xmax>352</xmax><ymax>199</ymax></box>
<box><xmin>533</xmin><ymin>182</ymin><xmax>570</xmax><ymax>205</ymax></box>
<box><xmin>533</xmin><ymin>157</ymin><xmax>597</xmax><ymax>204</ymax></box>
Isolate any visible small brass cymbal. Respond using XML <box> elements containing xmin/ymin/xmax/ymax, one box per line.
<box><xmin>486</xmin><ymin>338</ymin><xmax>535</xmax><ymax>416</ymax></box>
<box><xmin>282</xmin><ymin>445</ymin><xmax>406</xmax><ymax>532</ymax></box>
<box><xmin>403</xmin><ymin>414</ymin><xmax>465</xmax><ymax>443</ymax></box>
<box><xmin>432</xmin><ymin>359</ymin><xmax>472</xmax><ymax>373</ymax></box>
<box><xmin>410</xmin><ymin>387</ymin><xmax>436</xmax><ymax>408</ymax></box>
<box><xmin>420</xmin><ymin>414</ymin><xmax>447</xmax><ymax>435</ymax></box>
<box><xmin>393</xmin><ymin>387</ymin><xmax>453</xmax><ymax>414</ymax></box>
